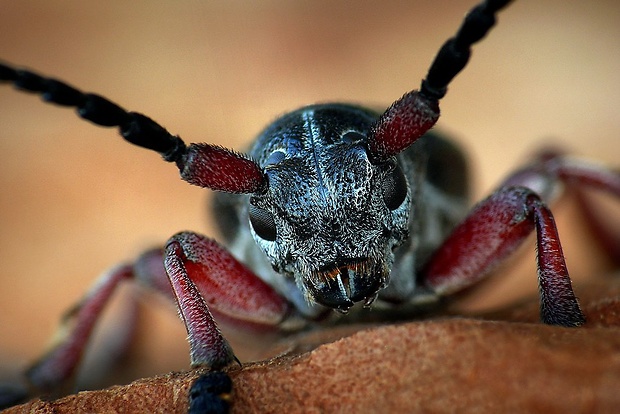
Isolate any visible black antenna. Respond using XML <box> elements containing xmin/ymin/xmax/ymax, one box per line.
<box><xmin>0</xmin><ymin>63</ymin><xmax>187</xmax><ymax>163</ymax></box>
<box><xmin>420</xmin><ymin>0</ymin><xmax>513</xmax><ymax>100</ymax></box>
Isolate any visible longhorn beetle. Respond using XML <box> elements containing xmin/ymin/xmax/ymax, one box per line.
<box><xmin>1</xmin><ymin>0</ymin><xmax>620</xmax><ymax>411</ymax></box>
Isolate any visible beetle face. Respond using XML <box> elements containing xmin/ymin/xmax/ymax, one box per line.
<box><xmin>248</xmin><ymin>105</ymin><xmax>411</xmax><ymax>312</ymax></box>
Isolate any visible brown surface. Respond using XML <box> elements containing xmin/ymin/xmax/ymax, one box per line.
<box><xmin>5</xmin><ymin>277</ymin><xmax>620</xmax><ymax>413</ymax></box>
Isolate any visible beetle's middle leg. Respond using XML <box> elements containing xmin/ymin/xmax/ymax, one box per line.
<box><xmin>419</xmin><ymin>151</ymin><xmax>620</xmax><ymax>327</ymax></box>
<box><xmin>8</xmin><ymin>232</ymin><xmax>294</xmax><ymax>405</ymax></box>
<box><xmin>500</xmin><ymin>150</ymin><xmax>620</xmax><ymax>262</ymax></box>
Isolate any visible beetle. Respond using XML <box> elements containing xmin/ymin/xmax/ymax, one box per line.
<box><xmin>1</xmin><ymin>0</ymin><xmax>620</xmax><ymax>410</ymax></box>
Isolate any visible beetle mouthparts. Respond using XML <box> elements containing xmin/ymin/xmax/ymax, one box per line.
<box><xmin>306</xmin><ymin>260</ymin><xmax>387</xmax><ymax>312</ymax></box>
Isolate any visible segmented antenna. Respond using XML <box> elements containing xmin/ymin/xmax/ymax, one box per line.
<box><xmin>0</xmin><ymin>63</ymin><xmax>265</xmax><ymax>194</ymax></box>
<box><xmin>0</xmin><ymin>63</ymin><xmax>187</xmax><ymax>161</ymax></box>
<box><xmin>421</xmin><ymin>0</ymin><xmax>513</xmax><ymax>100</ymax></box>
<box><xmin>367</xmin><ymin>0</ymin><xmax>513</xmax><ymax>163</ymax></box>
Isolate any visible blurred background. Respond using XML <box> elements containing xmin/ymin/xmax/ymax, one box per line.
<box><xmin>1</xmin><ymin>0</ymin><xmax>618</xmax><ymax>392</ymax></box>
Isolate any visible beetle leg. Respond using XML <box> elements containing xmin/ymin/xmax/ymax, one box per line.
<box><xmin>163</xmin><ymin>232</ymin><xmax>292</xmax><ymax>368</ymax></box>
<box><xmin>19</xmin><ymin>248</ymin><xmax>183</xmax><ymax>397</ymax></box>
<box><xmin>24</xmin><ymin>263</ymin><xmax>135</xmax><ymax>396</ymax></box>
<box><xmin>499</xmin><ymin>151</ymin><xmax>620</xmax><ymax>262</ymax></box>
<box><xmin>160</xmin><ymin>232</ymin><xmax>294</xmax><ymax>413</ymax></box>
<box><xmin>422</xmin><ymin>186</ymin><xmax>585</xmax><ymax>327</ymax></box>
<box><xmin>498</xmin><ymin>151</ymin><xmax>620</xmax><ymax>203</ymax></box>
<box><xmin>574</xmin><ymin>188</ymin><xmax>620</xmax><ymax>263</ymax></box>
<box><xmin>7</xmin><ymin>235</ymin><xmax>292</xmax><ymax>405</ymax></box>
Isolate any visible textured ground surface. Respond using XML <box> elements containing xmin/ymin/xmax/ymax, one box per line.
<box><xmin>5</xmin><ymin>277</ymin><xmax>620</xmax><ymax>413</ymax></box>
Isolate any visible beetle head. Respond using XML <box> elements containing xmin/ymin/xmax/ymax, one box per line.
<box><xmin>247</xmin><ymin>105</ymin><xmax>411</xmax><ymax>312</ymax></box>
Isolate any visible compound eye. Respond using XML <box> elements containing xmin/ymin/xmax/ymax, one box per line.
<box><xmin>381</xmin><ymin>163</ymin><xmax>407</xmax><ymax>210</ymax></box>
<box><xmin>265</xmin><ymin>150</ymin><xmax>286</xmax><ymax>166</ymax></box>
<box><xmin>249</xmin><ymin>204</ymin><xmax>277</xmax><ymax>241</ymax></box>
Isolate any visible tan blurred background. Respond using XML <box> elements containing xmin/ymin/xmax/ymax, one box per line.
<box><xmin>1</xmin><ymin>0</ymin><xmax>619</xmax><ymax>390</ymax></box>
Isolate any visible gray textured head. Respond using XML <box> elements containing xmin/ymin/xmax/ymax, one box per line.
<box><xmin>247</xmin><ymin>104</ymin><xmax>411</xmax><ymax>312</ymax></box>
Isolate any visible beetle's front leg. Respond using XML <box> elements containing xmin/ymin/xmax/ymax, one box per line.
<box><xmin>422</xmin><ymin>186</ymin><xmax>584</xmax><ymax>326</ymax></box>
<box><xmin>163</xmin><ymin>231</ymin><xmax>292</xmax><ymax>368</ymax></box>
<box><xmin>422</xmin><ymin>153</ymin><xmax>620</xmax><ymax>327</ymax></box>
<box><xmin>165</xmin><ymin>232</ymin><xmax>295</xmax><ymax>414</ymax></box>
